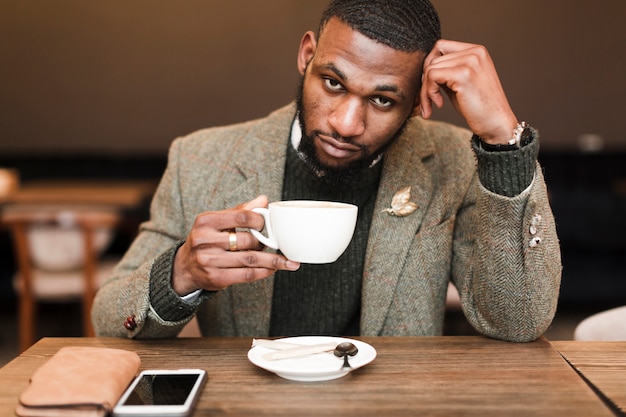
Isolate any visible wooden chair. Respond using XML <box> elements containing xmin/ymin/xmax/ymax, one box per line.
<box><xmin>1</xmin><ymin>204</ymin><xmax>120</xmax><ymax>352</ymax></box>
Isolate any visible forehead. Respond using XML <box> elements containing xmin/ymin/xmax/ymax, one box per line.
<box><xmin>314</xmin><ymin>18</ymin><xmax>424</xmax><ymax>91</ymax></box>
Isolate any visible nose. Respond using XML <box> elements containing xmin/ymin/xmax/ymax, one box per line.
<box><xmin>328</xmin><ymin>97</ymin><xmax>365</xmax><ymax>138</ymax></box>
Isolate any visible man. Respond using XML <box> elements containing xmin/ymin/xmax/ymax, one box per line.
<box><xmin>92</xmin><ymin>0</ymin><xmax>561</xmax><ymax>342</ymax></box>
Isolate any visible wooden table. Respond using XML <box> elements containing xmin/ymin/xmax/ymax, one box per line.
<box><xmin>0</xmin><ymin>336</ymin><xmax>616</xmax><ymax>416</ymax></box>
<box><xmin>552</xmin><ymin>341</ymin><xmax>626</xmax><ymax>415</ymax></box>
<box><xmin>0</xmin><ymin>179</ymin><xmax>156</xmax><ymax>208</ymax></box>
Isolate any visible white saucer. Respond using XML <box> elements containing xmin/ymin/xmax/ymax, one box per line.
<box><xmin>247</xmin><ymin>336</ymin><xmax>376</xmax><ymax>382</ymax></box>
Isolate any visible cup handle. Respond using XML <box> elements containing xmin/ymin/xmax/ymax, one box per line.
<box><xmin>249</xmin><ymin>207</ymin><xmax>279</xmax><ymax>249</ymax></box>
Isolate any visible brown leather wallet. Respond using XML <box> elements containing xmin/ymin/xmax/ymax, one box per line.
<box><xmin>16</xmin><ymin>346</ymin><xmax>141</xmax><ymax>417</ymax></box>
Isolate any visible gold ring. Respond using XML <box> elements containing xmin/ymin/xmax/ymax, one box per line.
<box><xmin>228</xmin><ymin>231</ymin><xmax>238</xmax><ymax>252</ymax></box>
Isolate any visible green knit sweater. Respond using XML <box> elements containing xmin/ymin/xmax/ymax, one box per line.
<box><xmin>269</xmin><ymin>144</ymin><xmax>382</xmax><ymax>336</ymax></box>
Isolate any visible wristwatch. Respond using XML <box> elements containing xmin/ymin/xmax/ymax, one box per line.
<box><xmin>479</xmin><ymin>121</ymin><xmax>533</xmax><ymax>151</ymax></box>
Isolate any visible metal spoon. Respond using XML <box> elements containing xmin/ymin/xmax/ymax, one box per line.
<box><xmin>334</xmin><ymin>342</ymin><xmax>358</xmax><ymax>368</ymax></box>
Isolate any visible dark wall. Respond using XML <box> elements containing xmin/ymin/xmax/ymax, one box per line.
<box><xmin>434</xmin><ymin>0</ymin><xmax>626</xmax><ymax>152</ymax></box>
<box><xmin>0</xmin><ymin>0</ymin><xmax>328</xmax><ymax>155</ymax></box>
<box><xmin>1</xmin><ymin>0</ymin><xmax>625</xmax><ymax>155</ymax></box>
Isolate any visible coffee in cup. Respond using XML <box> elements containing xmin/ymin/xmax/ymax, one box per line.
<box><xmin>250</xmin><ymin>200</ymin><xmax>357</xmax><ymax>263</ymax></box>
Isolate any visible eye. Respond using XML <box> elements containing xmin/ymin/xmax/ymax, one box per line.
<box><xmin>371</xmin><ymin>96</ymin><xmax>394</xmax><ymax>108</ymax></box>
<box><xmin>323</xmin><ymin>77</ymin><xmax>344</xmax><ymax>92</ymax></box>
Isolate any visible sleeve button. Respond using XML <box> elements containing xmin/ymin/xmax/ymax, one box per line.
<box><xmin>124</xmin><ymin>315</ymin><xmax>137</xmax><ymax>330</ymax></box>
<box><xmin>531</xmin><ymin>214</ymin><xmax>542</xmax><ymax>226</ymax></box>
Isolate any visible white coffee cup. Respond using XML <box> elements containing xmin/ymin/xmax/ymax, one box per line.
<box><xmin>250</xmin><ymin>200</ymin><xmax>358</xmax><ymax>264</ymax></box>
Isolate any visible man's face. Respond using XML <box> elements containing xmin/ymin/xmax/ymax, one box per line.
<box><xmin>296</xmin><ymin>17</ymin><xmax>425</xmax><ymax>181</ymax></box>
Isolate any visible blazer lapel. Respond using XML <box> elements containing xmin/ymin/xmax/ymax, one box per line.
<box><xmin>361</xmin><ymin>120</ymin><xmax>436</xmax><ymax>335</ymax></box>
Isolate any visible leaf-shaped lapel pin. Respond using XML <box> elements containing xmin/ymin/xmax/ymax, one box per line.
<box><xmin>382</xmin><ymin>186</ymin><xmax>418</xmax><ymax>217</ymax></box>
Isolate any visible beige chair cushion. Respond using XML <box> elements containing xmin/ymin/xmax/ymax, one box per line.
<box><xmin>13</xmin><ymin>257</ymin><xmax>119</xmax><ymax>301</ymax></box>
<box><xmin>574</xmin><ymin>306</ymin><xmax>626</xmax><ymax>341</ymax></box>
<box><xmin>28</xmin><ymin>225</ymin><xmax>114</xmax><ymax>271</ymax></box>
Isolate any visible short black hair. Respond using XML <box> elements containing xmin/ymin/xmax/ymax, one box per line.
<box><xmin>319</xmin><ymin>0</ymin><xmax>441</xmax><ymax>53</ymax></box>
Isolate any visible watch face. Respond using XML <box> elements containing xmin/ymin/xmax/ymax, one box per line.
<box><xmin>520</xmin><ymin>126</ymin><xmax>533</xmax><ymax>147</ymax></box>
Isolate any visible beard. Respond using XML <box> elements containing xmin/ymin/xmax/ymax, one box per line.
<box><xmin>295</xmin><ymin>75</ymin><xmax>407</xmax><ymax>187</ymax></box>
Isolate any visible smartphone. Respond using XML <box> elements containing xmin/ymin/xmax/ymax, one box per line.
<box><xmin>113</xmin><ymin>369</ymin><xmax>207</xmax><ymax>417</ymax></box>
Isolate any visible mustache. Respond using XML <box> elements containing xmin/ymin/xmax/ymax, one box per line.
<box><xmin>312</xmin><ymin>129</ymin><xmax>344</xmax><ymax>141</ymax></box>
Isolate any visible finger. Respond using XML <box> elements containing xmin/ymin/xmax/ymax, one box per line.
<box><xmin>419</xmin><ymin>71</ymin><xmax>435</xmax><ymax>118</ymax></box>
<box><xmin>197</xmin><ymin>252</ymin><xmax>300</xmax><ymax>290</ymax></box>
<box><xmin>422</xmin><ymin>60</ymin><xmax>477</xmax><ymax>117</ymax></box>
<box><xmin>229</xmin><ymin>195</ymin><xmax>269</xmax><ymax>230</ymax></box>
<box><xmin>194</xmin><ymin>208</ymin><xmax>265</xmax><ymax>232</ymax></box>
<box><xmin>420</xmin><ymin>51</ymin><xmax>460</xmax><ymax>118</ymax></box>
<box><xmin>426</xmin><ymin>39</ymin><xmax>474</xmax><ymax>61</ymax></box>
<box><xmin>422</xmin><ymin>40</ymin><xmax>444</xmax><ymax>69</ymax></box>
<box><xmin>422</xmin><ymin>39</ymin><xmax>466</xmax><ymax>71</ymax></box>
<box><xmin>192</xmin><ymin>196</ymin><xmax>269</xmax><ymax>234</ymax></box>
<box><xmin>419</xmin><ymin>75</ymin><xmax>445</xmax><ymax>119</ymax></box>
<box><xmin>426</xmin><ymin>51</ymin><xmax>470</xmax><ymax>70</ymax></box>
<box><xmin>239</xmin><ymin>195</ymin><xmax>268</xmax><ymax>211</ymax></box>
<box><xmin>223</xmin><ymin>230</ymin><xmax>264</xmax><ymax>252</ymax></box>
<box><xmin>232</xmin><ymin>251</ymin><xmax>300</xmax><ymax>271</ymax></box>
<box><xmin>204</xmin><ymin>267</ymin><xmax>281</xmax><ymax>290</ymax></box>
<box><xmin>418</xmin><ymin>93</ymin><xmax>436</xmax><ymax>119</ymax></box>
<box><xmin>226</xmin><ymin>229</ymin><xmax>238</xmax><ymax>252</ymax></box>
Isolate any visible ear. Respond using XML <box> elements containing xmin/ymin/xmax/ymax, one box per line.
<box><xmin>297</xmin><ymin>31</ymin><xmax>317</xmax><ymax>75</ymax></box>
<box><xmin>410</xmin><ymin>97</ymin><xmax>422</xmax><ymax>118</ymax></box>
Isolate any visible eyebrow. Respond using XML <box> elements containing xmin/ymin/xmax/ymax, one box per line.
<box><xmin>321</xmin><ymin>63</ymin><xmax>406</xmax><ymax>99</ymax></box>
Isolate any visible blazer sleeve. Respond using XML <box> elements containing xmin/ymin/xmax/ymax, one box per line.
<box><xmin>92</xmin><ymin>137</ymin><xmax>198</xmax><ymax>338</ymax></box>
<box><xmin>452</xmin><ymin>154</ymin><xmax>562</xmax><ymax>342</ymax></box>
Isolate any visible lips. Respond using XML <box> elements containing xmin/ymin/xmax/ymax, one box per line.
<box><xmin>317</xmin><ymin>134</ymin><xmax>361</xmax><ymax>160</ymax></box>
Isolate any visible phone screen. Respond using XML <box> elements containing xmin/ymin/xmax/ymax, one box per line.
<box><xmin>114</xmin><ymin>369</ymin><xmax>206</xmax><ymax>417</ymax></box>
<box><xmin>122</xmin><ymin>374</ymin><xmax>200</xmax><ymax>406</ymax></box>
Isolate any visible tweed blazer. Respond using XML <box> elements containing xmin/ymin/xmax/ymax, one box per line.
<box><xmin>92</xmin><ymin>103</ymin><xmax>561</xmax><ymax>342</ymax></box>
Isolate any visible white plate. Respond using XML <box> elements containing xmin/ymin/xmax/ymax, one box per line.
<box><xmin>247</xmin><ymin>336</ymin><xmax>376</xmax><ymax>382</ymax></box>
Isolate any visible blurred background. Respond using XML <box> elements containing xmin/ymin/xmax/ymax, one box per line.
<box><xmin>1</xmin><ymin>0</ymin><xmax>624</xmax><ymax>362</ymax></box>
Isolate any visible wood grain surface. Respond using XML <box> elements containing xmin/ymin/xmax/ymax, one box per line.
<box><xmin>0</xmin><ymin>337</ymin><xmax>615</xmax><ymax>416</ymax></box>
